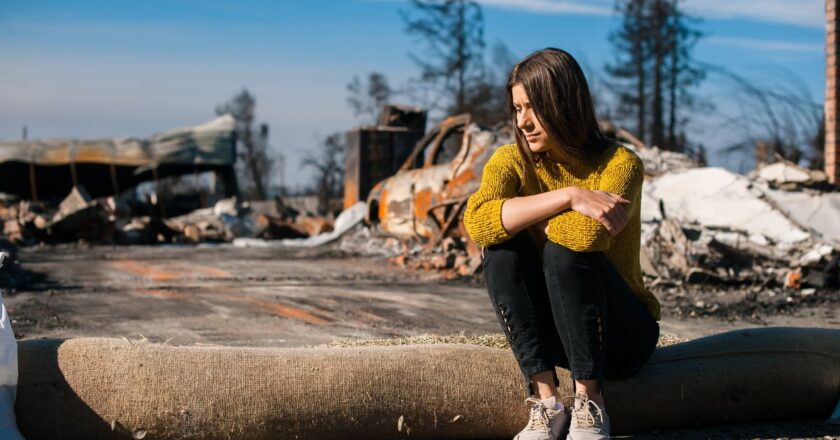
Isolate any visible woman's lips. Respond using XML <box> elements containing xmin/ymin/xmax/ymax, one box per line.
<box><xmin>525</xmin><ymin>133</ymin><xmax>541</xmax><ymax>142</ymax></box>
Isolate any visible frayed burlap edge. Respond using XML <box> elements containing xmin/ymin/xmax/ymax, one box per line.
<box><xmin>314</xmin><ymin>332</ymin><xmax>687</xmax><ymax>349</ymax></box>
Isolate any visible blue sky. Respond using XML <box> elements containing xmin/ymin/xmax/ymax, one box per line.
<box><xmin>0</xmin><ymin>0</ymin><xmax>827</xmax><ymax>187</ymax></box>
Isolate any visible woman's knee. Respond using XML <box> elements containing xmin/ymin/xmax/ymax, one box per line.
<box><xmin>483</xmin><ymin>233</ymin><xmax>539</xmax><ymax>272</ymax></box>
<box><xmin>605</xmin><ymin>321</ymin><xmax>660</xmax><ymax>380</ymax></box>
<box><xmin>605</xmin><ymin>350</ymin><xmax>652</xmax><ymax>380</ymax></box>
<box><xmin>542</xmin><ymin>240</ymin><xmax>599</xmax><ymax>276</ymax></box>
<box><xmin>483</xmin><ymin>244</ymin><xmax>518</xmax><ymax>272</ymax></box>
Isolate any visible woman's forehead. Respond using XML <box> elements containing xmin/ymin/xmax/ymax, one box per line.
<box><xmin>511</xmin><ymin>83</ymin><xmax>530</xmax><ymax>102</ymax></box>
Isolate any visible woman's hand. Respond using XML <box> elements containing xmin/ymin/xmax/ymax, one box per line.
<box><xmin>567</xmin><ymin>187</ymin><xmax>631</xmax><ymax>236</ymax></box>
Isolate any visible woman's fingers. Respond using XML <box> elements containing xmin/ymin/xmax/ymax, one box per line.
<box><xmin>616</xmin><ymin>202</ymin><xmax>629</xmax><ymax>228</ymax></box>
<box><xmin>609</xmin><ymin>192</ymin><xmax>631</xmax><ymax>205</ymax></box>
<box><xmin>595</xmin><ymin>211</ymin><xmax>612</xmax><ymax>234</ymax></box>
<box><xmin>595</xmin><ymin>203</ymin><xmax>618</xmax><ymax>235</ymax></box>
<box><xmin>604</xmin><ymin>207</ymin><xmax>622</xmax><ymax>236</ymax></box>
<box><xmin>569</xmin><ymin>189</ymin><xmax>632</xmax><ymax>235</ymax></box>
<box><xmin>602</xmin><ymin>193</ymin><xmax>630</xmax><ymax>235</ymax></box>
<box><xmin>603</xmin><ymin>200</ymin><xmax>629</xmax><ymax>236</ymax></box>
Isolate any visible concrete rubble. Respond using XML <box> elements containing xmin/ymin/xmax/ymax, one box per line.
<box><xmin>233</xmin><ymin>202</ymin><xmax>366</xmax><ymax>248</ymax></box>
<box><xmin>751</xmin><ymin>160</ymin><xmax>831</xmax><ymax>191</ymax></box>
<box><xmin>643</xmin><ymin>167</ymin><xmax>812</xmax><ymax>244</ymax></box>
<box><xmin>764</xmin><ymin>187</ymin><xmax>840</xmax><ymax>246</ymax></box>
<box><xmin>637</xmin><ymin>160</ymin><xmax>838</xmax><ymax>289</ymax></box>
<box><xmin>0</xmin><ymin>188</ymin><xmax>337</xmax><ymax>247</ymax></box>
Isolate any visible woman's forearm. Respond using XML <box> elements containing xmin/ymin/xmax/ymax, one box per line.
<box><xmin>500</xmin><ymin>187</ymin><xmax>576</xmax><ymax>236</ymax></box>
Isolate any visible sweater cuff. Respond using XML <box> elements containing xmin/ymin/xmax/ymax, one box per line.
<box><xmin>545</xmin><ymin>211</ymin><xmax>611</xmax><ymax>252</ymax></box>
<box><xmin>466</xmin><ymin>198</ymin><xmax>513</xmax><ymax>247</ymax></box>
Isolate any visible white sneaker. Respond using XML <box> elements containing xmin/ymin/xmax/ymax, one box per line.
<box><xmin>566</xmin><ymin>394</ymin><xmax>610</xmax><ymax>440</ymax></box>
<box><xmin>514</xmin><ymin>396</ymin><xmax>568</xmax><ymax>440</ymax></box>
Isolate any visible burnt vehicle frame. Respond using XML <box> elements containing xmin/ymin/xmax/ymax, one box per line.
<box><xmin>365</xmin><ymin>114</ymin><xmax>513</xmax><ymax>246</ymax></box>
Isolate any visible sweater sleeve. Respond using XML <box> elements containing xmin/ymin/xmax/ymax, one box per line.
<box><xmin>463</xmin><ymin>147</ymin><xmax>520</xmax><ymax>247</ymax></box>
<box><xmin>545</xmin><ymin>155</ymin><xmax>644</xmax><ymax>252</ymax></box>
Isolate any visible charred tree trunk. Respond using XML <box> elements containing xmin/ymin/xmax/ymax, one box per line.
<box><xmin>668</xmin><ymin>31</ymin><xmax>678</xmax><ymax>149</ymax></box>
<box><xmin>651</xmin><ymin>0</ymin><xmax>666</xmax><ymax>149</ymax></box>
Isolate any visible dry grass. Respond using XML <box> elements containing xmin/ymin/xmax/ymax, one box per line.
<box><xmin>316</xmin><ymin>333</ymin><xmax>688</xmax><ymax>349</ymax></box>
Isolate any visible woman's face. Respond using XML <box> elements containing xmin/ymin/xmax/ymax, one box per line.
<box><xmin>512</xmin><ymin>83</ymin><xmax>561</xmax><ymax>156</ymax></box>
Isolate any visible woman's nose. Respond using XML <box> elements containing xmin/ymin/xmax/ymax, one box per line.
<box><xmin>517</xmin><ymin>112</ymin><xmax>531</xmax><ymax>131</ymax></box>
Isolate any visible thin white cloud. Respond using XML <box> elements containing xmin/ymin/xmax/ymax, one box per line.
<box><xmin>705</xmin><ymin>35</ymin><xmax>823</xmax><ymax>52</ymax></box>
<box><xmin>674</xmin><ymin>0</ymin><xmax>823</xmax><ymax>28</ymax></box>
<box><xmin>467</xmin><ymin>0</ymin><xmax>825</xmax><ymax>28</ymax></box>
<box><xmin>475</xmin><ymin>0</ymin><xmax>612</xmax><ymax>15</ymax></box>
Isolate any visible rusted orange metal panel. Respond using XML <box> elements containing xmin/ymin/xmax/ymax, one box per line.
<box><xmin>365</xmin><ymin>114</ymin><xmax>514</xmax><ymax>241</ymax></box>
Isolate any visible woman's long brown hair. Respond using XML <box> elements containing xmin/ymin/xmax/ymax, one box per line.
<box><xmin>507</xmin><ymin>48</ymin><xmax>607</xmax><ymax>193</ymax></box>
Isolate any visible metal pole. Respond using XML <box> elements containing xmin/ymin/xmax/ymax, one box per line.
<box><xmin>110</xmin><ymin>163</ymin><xmax>119</xmax><ymax>196</ymax></box>
<box><xmin>70</xmin><ymin>161</ymin><xmax>78</xmax><ymax>188</ymax></box>
<box><xmin>28</xmin><ymin>143</ymin><xmax>38</xmax><ymax>202</ymax></box>
<box><xmin>194</xmin><ymin>164</ymin><xmax>206</xmax><ymax>208</ymax></box>
<box><xmin>152</xmin><ymin>165</ymin><xmax>166</xmax><ymax>218</ymax></box>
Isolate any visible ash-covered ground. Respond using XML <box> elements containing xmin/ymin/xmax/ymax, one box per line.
<box><xmin>1</xmin><ymin>239</ymin><xmax>838</xmax><ymax>439</ymax></box>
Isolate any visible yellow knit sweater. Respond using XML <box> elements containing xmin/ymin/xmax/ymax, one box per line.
<box><xmin>463</xmin><ymin>143</ymin><xmax>660</xmax><ymax>320</ymax></box>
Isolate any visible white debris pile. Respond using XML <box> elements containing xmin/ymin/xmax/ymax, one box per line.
<box><xmin>763</xmin><ymin>188</ymin><xmax>840</xmax><ymax>246</ymax></box>
<box><xmin>751</xmin><ymin>160</ymin><xmax>830</xmax><ymax>191</ymax></box>
<box><xmin>633</xmin><ymin>145</ymin><xmax>698</xmax><ymax>176</ymax></box>
<box><xmin>337</xmin><ymin>225</ymin><xmax>409</xmax><ymax>257</ymax></box>
<box><xmin>234</xmin><ymin>202</ymin><xmax>366</xmax><ymax>248</ymax></box>
<box><xmin>643</xmin><ymin>168</ymin><xmax>811</xmax><ymax>244</ymax></box>
<box><xmin>640</xmin><ymin>165</ymin><xmax>839</xmax><ymax>288</ymax></box>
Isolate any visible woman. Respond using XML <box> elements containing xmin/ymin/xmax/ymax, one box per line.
<box><xmin>463</xmin><ymin>48</ymin><xmax>660</xmax><ymax>440</ymax></box>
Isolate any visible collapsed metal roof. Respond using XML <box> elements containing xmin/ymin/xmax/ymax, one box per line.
<box><xmin>0</xmin><ymin>115</ymin><xmax>236</xmax><ymax>168</ymax></box>
<box><xmin>0</xmin><ymin>116</ymin><xmax>237</xmax><ymax>199</ymax></box>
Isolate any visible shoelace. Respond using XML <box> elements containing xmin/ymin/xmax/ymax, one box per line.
<box><xmin>570</xmin><ymin>396</ymin><xmax>605</xmax><ymax>429</ymax></box>
<box><xmin>523</xmin><ymin>397</ymin><xmax>551</xmax><ymax>430</ymax></box>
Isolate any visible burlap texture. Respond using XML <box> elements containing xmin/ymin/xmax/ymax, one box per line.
<box><xmin>605</xmin><ymin>326</ymin><xmax>840</xmax><ymax>433</ymax></box>
<box><xmin>17</xmin><ymin>339</ymin><xmax>538</xmax><ymax>440</ymax></box>
<box><xmin>15</xmin><ymin>327</ymin><xmax>840</xmax><ymax>440</ymax></box>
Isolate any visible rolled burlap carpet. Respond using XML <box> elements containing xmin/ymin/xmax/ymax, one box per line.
<box><xmin>15</xmin><ymin>327</ymin><xmax>840</xmax><ymax>439</ymax></box>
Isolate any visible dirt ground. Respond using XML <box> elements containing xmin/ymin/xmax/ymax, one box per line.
<box><xmin>2</xmin><ymin>242</ymin><xmax>838</xmax><ymax>439</ymax></box>
<box><xmin>5</xmin><ymin>243</ymin><xmax>504</xmax><ymax>345</ymax></box>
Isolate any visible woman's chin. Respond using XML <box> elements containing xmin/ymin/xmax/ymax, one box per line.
<box><xmin>527</xmin><ymin>144</ymin><xmax>546</xmax><ymax>154</ymax></box>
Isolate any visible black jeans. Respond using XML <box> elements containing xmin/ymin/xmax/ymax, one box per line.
<box><xmin>483</xmin><ymin>232</ymin><xmax>659</xmax><ymax>397</ymax></box>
